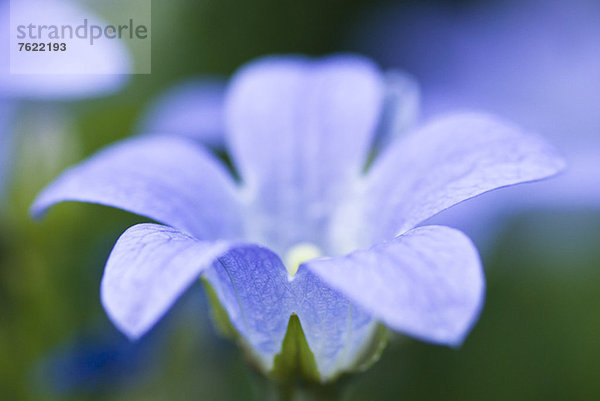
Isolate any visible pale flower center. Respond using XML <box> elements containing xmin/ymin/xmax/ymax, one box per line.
<box><xmin>284</xmin><ymin>242</ymin><xmax>322</xmax><ymax>277</ymax></box>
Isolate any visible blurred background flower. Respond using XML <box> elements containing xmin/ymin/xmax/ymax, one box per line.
<box><xmin>0</xmin><ymin>0</ymin><xmax>130</xmax><ymax>98</ymax></box>
<box><xmin>0</xmin><ymin>100</ymin><xmax>14</xmax><ymax>202</ymax></box>
<box><xmin>0</xmin><ymin>0</ymin><xmax>131</xmax><ymax>202</ymax></box>
<box><xmin>136</xmin><ymin>78</ymin><xmax>227</xmax><ymax>149</ymax></box>
<box><xmin>1</xmin><ymin>0</ymin><xmax>600</xmax><ymax>400</ymax></box>
<box><xmin>351</xmin><ymin>0</ymin><xmax>600</xmax><ymax>248</ymax></box>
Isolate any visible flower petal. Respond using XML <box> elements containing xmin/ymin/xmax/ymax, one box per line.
<box><xmin>137</xmin><ymin>79</ymin><xmax>226</xmax><ymax>147</ymax></box>
<box><xmin>331</xmin><ymin>112</ymin><xmax>566</xmax><ymax>249</ymax></box>
<box><xmin>306</xmin><ymin>225</ymin><xmax>484</xmax><ymax>345</ymax></box>
<box><xmin>204</xmin><ymin>246</ymin><xmax>378</xmax><ymax>380</ymax></box>
<box><xmin>430</xmin><ymin>144</ymin><xmax>600</xmax><ymax>252</ymax></box>
<box><xmin>203</xmin><ymin>245</ymin><xmax>294</xmax><ymax>370</ymax></box>
<box><xmin>101</xmin><ymin>224</ymin><xmax>231</xmax><ymax>340</ymax></box>
<box><xmin>31</xmin><ymin>135</ymin><xmax>242</xmax><ymax>240</ymax></box>
<box><xmin>225</xmin><ymin>55</ymin><xmax>384</xmax><ymax>253</ymax></box>
<box><xmin>373</xmin><ymin>70</ymin><xmax>420</xmax><ymax>150</ymax></box>
<box><xmin>292</xmin><ymin>268</ymin><xmax>379</xmax><ymax>380</ymax></box>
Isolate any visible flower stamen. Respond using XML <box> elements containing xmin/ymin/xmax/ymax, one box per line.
<box><xmin>284</xmin><ymin>243</ymin><xmax>322</xmax><ymax>277</ymax></box>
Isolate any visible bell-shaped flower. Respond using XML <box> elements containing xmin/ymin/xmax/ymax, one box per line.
<box><xmin>32</xmin><ymin>55</ymin><xmax>565</xmax><ymax>381</ymax></box>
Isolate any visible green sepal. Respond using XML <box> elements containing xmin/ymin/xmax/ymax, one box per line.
<box><xmin>202</xmin><ymin>277</ymin><xmax>390</xmax><ymax>385</ymax></box>
<box><xmin>203</xmin><ymin>278</ymin><xmax>321</xmax><ymax>383</ymax></box>
<box><xmin>270</xmin><ymin>314</ymin><xmax>321</xmax><ymax>383</ymax></box>
<box><xmin>201</xmin><ymin>277</ymin><xmax>239</xmax><ymax>339</ymax></box>
<box><xmin>201</xmin><ymin>277</ymin><xmax>273</xmax><ymax>374</ymax></box>
<box><xmin>348</xmin><ymin>323</ymin><xmax>389</xmax><ymax>373</ymax></box>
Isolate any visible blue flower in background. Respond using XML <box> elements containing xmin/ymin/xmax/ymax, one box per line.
<box><xmin>31</xmin><ymin>274</ymin><xmax>214</xmax><ymax>398</ymax></box>
<box><xmin>136</xmin><ymin>78</ymin><xmax>227</xmax><ymax>148</ymax></box>
<box><xmin>0</xmin><ymin>0</ymin><xmax>131</xmax><ymax>200</ymax></box>
<box><xmin>0</xmin><ymin>0</ymin><xmax>131</xmax><ymax>99</ymax></box>
<box><xmin>0</xmin><ymin>100</ymin><xmax>14</xmax><ymax>197</ymax></box>
<box><xmin>33</xmin><ymin>332</ymin><xmax>157</xmax><ymax>397</ymax></box>
<box><xmin>32</xmin><ymin>55</ymin><xmax>564</xmax><ymax>381</ymax></box>
<box><xmin>353</xmin><ymin>0</ymin><xmax>600</xmax><ymax>247</ymax></box>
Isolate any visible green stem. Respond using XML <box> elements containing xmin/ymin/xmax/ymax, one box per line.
<box><xmin>268</xmin><ymin>381</ymin><xmax>343</xmax><ymax>401</ymax></box>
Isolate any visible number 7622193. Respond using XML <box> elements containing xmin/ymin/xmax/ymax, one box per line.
<box><xmin>18</xmin><ymin>42</ymin><xmax>67</xmax><ymax>51</ymax></box>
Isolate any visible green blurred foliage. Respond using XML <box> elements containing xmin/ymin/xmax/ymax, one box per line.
<box><xmin>1</xmin><ymin>0</ymin><xmax>599</xmax><ymax>400</ymax></box>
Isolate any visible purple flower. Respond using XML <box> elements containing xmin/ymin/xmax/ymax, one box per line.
<box><xmin>32</xmin><ymin>55</ymin><xmax>564</xmax><ymax>381</ymax></box>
